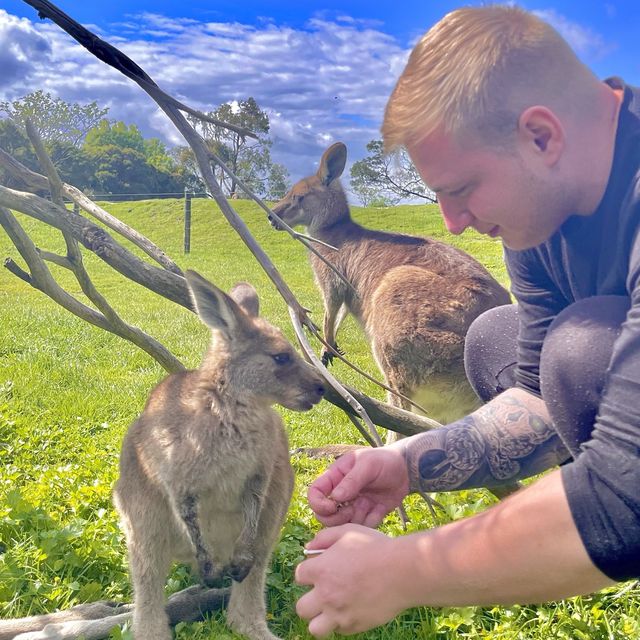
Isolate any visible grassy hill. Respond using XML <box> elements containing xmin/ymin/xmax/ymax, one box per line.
<box><xmin>0</xmin><ymin>198</ymin><xmax>637</xmax><ymax>639</ymax></box>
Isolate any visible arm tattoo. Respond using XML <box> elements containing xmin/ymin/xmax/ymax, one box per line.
<box><xmin>404</xmin><ymin>390</ymin><xmax>571</xmax><ymax>493</ymax></box>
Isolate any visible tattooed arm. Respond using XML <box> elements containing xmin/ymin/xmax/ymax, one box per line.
<box><xmin>300</xmin><ymin>389</ymin><xmax>611</xmax><ymax>636</ymax></box>
<box><xmin>307</xmin><ymin>387</ymin><xmax>570</xmax><ymax>529</ymax></box>
<box><xmin>403</xmin><ymin>387</ymin><xmax>571</xmax><ymax>493</ymax></box>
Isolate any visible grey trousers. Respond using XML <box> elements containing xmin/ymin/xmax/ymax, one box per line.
<box><xmin>463</xmin><ymin>296</ymin><xmax>630</xmax><ymax>457</ymax></box>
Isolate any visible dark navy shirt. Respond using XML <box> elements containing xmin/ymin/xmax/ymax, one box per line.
<box><xmin>505</xmin><ymin>78</ymin><xmax>640</xmax><ymax>581</ymax></box>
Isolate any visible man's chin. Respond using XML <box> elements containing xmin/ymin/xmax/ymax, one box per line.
<box><xmin>501</xmin><ymin>234</ymin><xmax>545</xmax><ymax>251</ymax></box>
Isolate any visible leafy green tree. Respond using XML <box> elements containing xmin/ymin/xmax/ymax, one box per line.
<box><xmin>170</xmin><ymin>145</ymin><xmax>205</xmax><ymax>193</ymax></box>
<box><xmin>84</xmin><ymin>121</ymin><xmax>185</xmax><ymax>195</ymax></box>
<box><xmin>48</xmin><ymin>141</ymin><xmax>95</xmax><ymax>190</ymax></box>
<box><xmin>84</xmin><ymin>120</ymin><xmax>146</xmax><ymax>155</ymax></box>
<box><xmin>349</xmin><ymin>140</ymin><xmax>435</xmax><ymax>205</ymax></box>
<box><xmin>187</xmin><ymin>97</ymin><xmax>289</xmax><ymax>199</ymax></box>
<box><xmin>0</xmin><ymin>90</ymin><xmax>108</xmax><ymax>148</ymax></box>
<box><xmin>0</xmin><ymin>119</ymin><xmax>38</xmax><ymax>188</ymax></box>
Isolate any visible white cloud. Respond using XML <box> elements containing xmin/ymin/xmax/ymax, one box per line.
<box><xmin>0</xmin><ymin>9</ymin><xmax>409</xmax><ymax>186</ymax></box>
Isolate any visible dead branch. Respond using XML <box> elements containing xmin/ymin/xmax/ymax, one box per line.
<box><xmin>22</xmin><ymin>0</ymin><xmax>426</xmax><ymax>435</ymax></box>
<box><xmin>0</xmin><ymin>146</ymin><xmax>181</xmax><ymax>274</ymax></box>
<box><xmin>0</xmin><ymin>206</ymin><xmax>184</xmax><ymax>372</ymax></box>
<box><xmin>0</xmin><ymin>184</ymin><xmax>189</xmax><ymax>308</ymax></box>
<box><xmin>0</xmin><ymin>585</ymin><xmax>229</xmax><ymax>640</ymax></box>
<box><xmin>22</xmin><ymin>0</ymin><xmax>335</xmax><ymax>331</ymax></box>
<box><xmin>290</xmin><ymin>306</ymin><xmax>384</xmax><ymax>445</ymax></box>
<box><xmin>26</xmin><ymin>119</ymin><xmax>186</xmax><ymax>373</ymax></box>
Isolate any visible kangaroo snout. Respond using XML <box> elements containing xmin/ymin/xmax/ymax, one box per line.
<box><xmin>285</xmin><ymin>366</ymin><xmax>326</xmax><ymax>412</ymax></box>
<box><xmin>268</xmin><ymin>211</ymin><xmax>284</xmax><ymax>230</ymax></box>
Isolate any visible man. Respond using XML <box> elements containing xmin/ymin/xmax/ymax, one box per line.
<box><xmin>294</xmin><ymin>5</ymin><xmax>640</xmax><ymax>638</ymax></box>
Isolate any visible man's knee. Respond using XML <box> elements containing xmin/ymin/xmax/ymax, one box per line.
<box><xmin>541</xmin><ymin>296</ymin><xmax>629</xmax><ymax>396</ymax></box>
<box><xmin>540</xmin><ymin>295</ymin><xmax>629</xmax><ymax>453</ymax></box>
<box><xmin>464</xmin><ymin>304</ymin><xmax>518</xmax><ymax>402</ymax></box>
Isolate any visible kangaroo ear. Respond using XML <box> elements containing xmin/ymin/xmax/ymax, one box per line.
<box><xmin>317</xmin><ymin>142</ymin><xmax>347</xmax><ymax>185</ymax></box>
<box><xmin>229</xmin><ymin>282</ymin><xmax>260</xmax><ymax>318</ymax></box>
<box><xmin>185</xmin><ymin>270</ymin><xmax>246</xmax><ymax>337</ymax></box>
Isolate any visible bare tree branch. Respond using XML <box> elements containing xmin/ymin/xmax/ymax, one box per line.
<box><xmin>23</xmin><ymin>120</ymin><xmax>186</xmax><ymax>373</ymax></box>
<box><xmin>290</xmin><ymin>307</ymin><xmax>384</xmax><ymax>445</ymax></box>
<box><xmin>0</xmin><ymin>146</ymin><xmax>181</xmax><ymax>274</ymax></box>
<box><xmin>0</xmin><ymin>206</ymin><xmax>184</xmax><ymax>373</ymax></box>
<box><xmin>0</xmin><ymin>184</ymin><xmax>189</xmax><ymax>308</ymax></box>
<box><xmin>0</xmin><ymin>585</ymin><xmax>229</xmax><ymax>640</ymax></box>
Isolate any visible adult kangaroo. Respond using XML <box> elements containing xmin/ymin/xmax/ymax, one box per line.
<box><xmin>113</xmin><ymin>271</ymin><xmax>325</xmax><ymax>640</ymax></box>
<box><xmin>270</xmin><ymin>142</ymin><xmax>510</xmax><ymax>438</ymax></box>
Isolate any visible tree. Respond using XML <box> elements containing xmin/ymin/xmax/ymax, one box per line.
<box><xmin>349</xmin><ymin>140</ymin><xmax>436</xmax><ymax>206</ymax></box>
<box><xmin>0</xmin><ymin>119</ymin><xmax>38</xmax><ymax>188</ymax></box>
<box><xmin>84</xmin><ymin>119</ymin><xmax>146</xmax><ymax>154</ymax></box>
<box><xmin>187</xmin><ymin>97</ymin><xmax>289</xmax><ymax>199</ymax></box>
<box><xmin>0</xmin><ymin>89</ymin><xmax>108</xmax><ymax>148</ymax></box>
<box><xmin>83</xmin><ymin>120</ymin><xmax>185</xmax><ymax>195</ymax></box>
<box><xmin>170</xmin><ymin>145</ymin><xmax>205</xmax><ymax>193</ymax></box>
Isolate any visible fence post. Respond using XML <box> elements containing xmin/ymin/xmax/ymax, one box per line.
<box><xmin>184</xmin><ymin>188</ymin><xmax>192</xmax><ymax>254</ymax></box>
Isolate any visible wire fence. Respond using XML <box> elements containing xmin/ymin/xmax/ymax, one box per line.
<box><xmin>77</xmin><ymin>191</ymin><xmax>210</xmax><ymax>202</ymax></box>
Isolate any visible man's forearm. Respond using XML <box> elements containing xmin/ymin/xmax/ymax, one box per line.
<box><xmin>393</xmin><ymin>470</ymin><xmax>614</xmax><ymax>608</ymax></box>
<box><xmin>402</xmin><ymin>388</ymin><xmax>571</xmax><ymax>492</ymax></box>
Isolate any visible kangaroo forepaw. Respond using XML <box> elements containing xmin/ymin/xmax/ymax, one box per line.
<box><xmin>225</xmin><ymin>551</ymin><xmax>255</xmax><ymax>583</ymax></box>
<box><xmin>199</xmin><ymin>559</ymin><xmax>225</xmax><ymax>588</ymax></box>
<box><xmin>322</xmin><ymin>343</ymin><xmax>345</xmax><ymax>366</ymax></box>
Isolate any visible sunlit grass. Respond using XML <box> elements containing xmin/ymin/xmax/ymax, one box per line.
<box><xmin>1</xmin><ymin>198</ymin><xmax>637</xmax><ymax>639</ymax></box>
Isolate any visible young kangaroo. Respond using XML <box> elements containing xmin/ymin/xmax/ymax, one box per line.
<box><xmin>270</xmin><ymin>142</ymin><xmax>511</xmax><ymax>438</ymax></box>
<box><xmin>113</xmin><ymin>271</ymin><xmax>325</xmax><ymax>640</ymax></box>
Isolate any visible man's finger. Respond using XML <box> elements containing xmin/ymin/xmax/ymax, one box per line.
<box><xmin>307</xmin><ymin>484</ymin><xmax>341</xmax><ymax>517</ymax></box>
<box><xmin>308</xmin><ymin>612</ymin><xmax>338</xmax><ymax>638</ymax></box>
<box><xmin>296</xmin><ymin>588</ymin><xmax>322</xmax><ymax>618</ymax></box>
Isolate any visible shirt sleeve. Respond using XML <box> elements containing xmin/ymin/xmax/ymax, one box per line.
<box><xmin>504</xmin><ymin>246</ymin><xmax>569</xmax><ymax>398</ymax></box>
<box><xmin>561</xmin><ymin>227</ymin><xmax>640</xmax><ymax>581</ymax></box>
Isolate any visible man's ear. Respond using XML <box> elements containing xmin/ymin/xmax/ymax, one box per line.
<box><xmin>517</xmin><ymin>106</ymin><xmax>565</xmax><ymax>166</ymax></box>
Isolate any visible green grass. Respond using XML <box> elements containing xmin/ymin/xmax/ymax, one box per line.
<box><xmin>1</xmin><ymin>198</ymin><xmax>638</xmax><ymax>639</ymax></box>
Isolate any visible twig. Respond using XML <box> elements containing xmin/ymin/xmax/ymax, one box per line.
<box><xmin>289</xmin><ymin>306</ymin><xmax>384</xmax><ymax>446</ymax></box>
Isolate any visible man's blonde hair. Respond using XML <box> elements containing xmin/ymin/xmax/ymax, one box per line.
<box><xmin>382</xmin><ymin>5</ymin><xmax>597</xmax><ymax>151</ymax></box>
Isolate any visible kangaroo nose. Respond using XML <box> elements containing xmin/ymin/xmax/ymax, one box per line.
<box><xmin>268</xmin><ymin>213</ymin><xmax>281</xmax><ymax>229</ymax></box>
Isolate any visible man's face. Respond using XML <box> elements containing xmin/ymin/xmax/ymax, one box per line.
<box><xmin>407</xmin><ymin>128</ymin><xmax>570</xmax><ymax>250</ymax></box>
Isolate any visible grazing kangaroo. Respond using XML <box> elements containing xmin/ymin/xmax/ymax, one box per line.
<box><xmin>270</xmin><ymin>142</ymin><xmax>511</xmax><ymax>439</ymax></box>
<box><xmin>113</xmin><ymin>271</ymin><xmax>325</xmax><ymax>640</ymax></box>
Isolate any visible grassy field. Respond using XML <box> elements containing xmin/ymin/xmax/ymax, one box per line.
<box><xmin>0</xmin><ymin>197</ymin><xmax>638</xmax><ymax>639</ymax></box>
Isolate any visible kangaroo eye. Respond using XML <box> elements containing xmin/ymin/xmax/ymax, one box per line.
<box><xmin>272</xmin><ymin>353</ymin><xmax>291</xmax><ymax>365</ymax></box>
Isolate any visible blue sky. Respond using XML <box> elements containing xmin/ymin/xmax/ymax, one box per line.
<box><xmin>1</xmin><ymin>1</ymin><xmax>640</xmax><ymax>190</ymax></box>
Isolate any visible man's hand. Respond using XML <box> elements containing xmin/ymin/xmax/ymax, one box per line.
<box><xmin>296</xmin><ymin>525</ymin><xmax>411</xmax><ymax>637</ymax></box>
<box><xmin>307</xmin><ymin>445</ymin><xmax>410</xmax><ymax>528</ymax></box>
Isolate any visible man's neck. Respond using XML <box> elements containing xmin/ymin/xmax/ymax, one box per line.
<box><xmin>576</xmin><ymin>82</ymin><xmax>623</xmax><ymax>216</ymax></box>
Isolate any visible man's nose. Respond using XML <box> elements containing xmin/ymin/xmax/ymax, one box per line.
<box><xmin>438</xmin><ymin>197</ymin><xmax>473</xmax><ymax>235</ymax></box>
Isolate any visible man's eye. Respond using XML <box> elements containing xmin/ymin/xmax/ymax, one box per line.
<box><xmin>450</xmin><ymin>185</ymin><xmax>470</xmax><ymax>197</ymax></box>
<box><xmin>272</xmin><ymin>353</ymin><xmax>291</xmax><ymax>365</ymax></box>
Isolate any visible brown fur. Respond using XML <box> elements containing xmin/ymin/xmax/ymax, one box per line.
<box><xmin>270</xmin><ymin>142</ymin><xmax>511</xmax><ymax>437</ymax></box>
<box><xmin>113</xmin><ymin>271</ymin><xmax>325</xmax><ymax>640</ymax></box>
